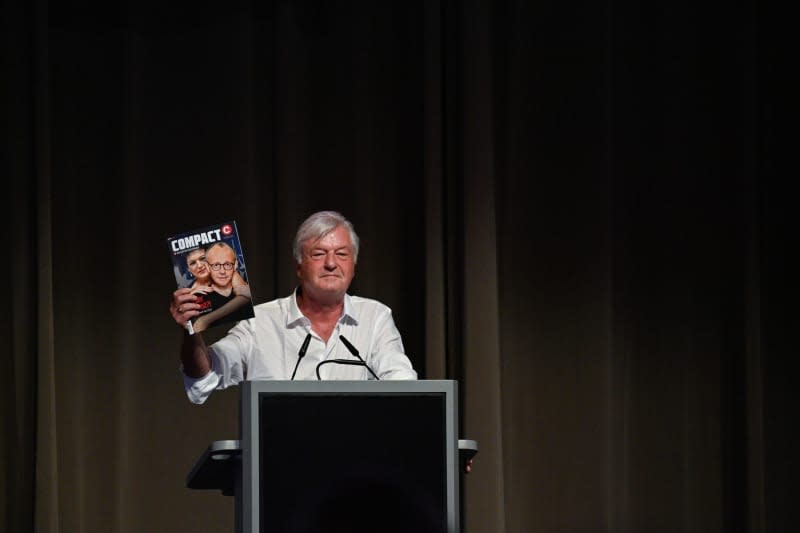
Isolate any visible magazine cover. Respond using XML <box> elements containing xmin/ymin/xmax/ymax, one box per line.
<box><xmin>166</xmin><ymin>221</ymin><xmax>255</xmax><ymax>333</ymax></box>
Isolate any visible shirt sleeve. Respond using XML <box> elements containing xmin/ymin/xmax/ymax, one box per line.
<box><xmin>182</xmin><ymin>366</ymin><xmax>221</xmax><ymax>405</ymax></box>
<box><xmin>182</xmin><ymin>320</ymin><xmax>253</xmax><ymax>404</ymax></box>
<box><xmin>369</xmin><ymin>307</ymin><xmax>417</xmax><ymax>380</ymax></box>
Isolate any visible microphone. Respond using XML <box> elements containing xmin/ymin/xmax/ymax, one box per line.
<box><xmin>339</xmin><ymin>335</ymin><xmax>380</xmax><ymax>380</ymax></box>
<box><xmin>291</xmin><ymin>333</ymin><xmax>312</xmax><ymax>380</ymax></box>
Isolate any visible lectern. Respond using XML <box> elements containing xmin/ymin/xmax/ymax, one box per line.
<box><xmin>187</xmin><ymin>380</ymin><xmax>477</xmax><ymax>533</ymax></box>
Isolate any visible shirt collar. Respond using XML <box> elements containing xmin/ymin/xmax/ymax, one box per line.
<box><xmin>287</xmin><ymin>289</ymin><xmax>359</xmax><ymax>327</ymax></box>
<box><xmin>286</xmin><ymin>289</ymin><xmax>306</xmax><ymax>327</ymax></box>
<box><xmin>341</xmin><ymin>293</ymin><xmax>358</xmax><ymax>325</ymax></box>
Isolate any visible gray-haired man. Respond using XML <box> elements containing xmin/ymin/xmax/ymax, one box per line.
<box><xmin>169</xmin><ymin>210</ymin><xmax>417</xmax><ymax>404</ymax></box>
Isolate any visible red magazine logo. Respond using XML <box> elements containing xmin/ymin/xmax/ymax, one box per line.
<box><xmin>221</xmin><ymin>224</ymin><xmax>233</xmax><ymax>236</ymax></box>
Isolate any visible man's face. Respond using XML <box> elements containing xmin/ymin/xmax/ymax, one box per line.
<box><xmin>186</xmin><ymin>249</ymin><xmax>209</xmax><ymax>279</ymax></box>
<box><xmin>206</xmin><ymin>245</ymin><xmax>237</xmax><ymax>288</ymax></box>
<box><xmin>297</xmin><ymin>225</ymin><xmax>356</xmax><ymax>304</ymax></box>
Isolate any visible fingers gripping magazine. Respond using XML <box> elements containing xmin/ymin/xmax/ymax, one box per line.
<box><xmin>167</xmin><ymin>221</ymin><xmax>255</xmax><ymax>333</ymax></box>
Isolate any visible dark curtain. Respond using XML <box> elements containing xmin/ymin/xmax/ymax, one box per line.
<box><xmin>2</xmin><ymin>0</ymin><xmax>792</xmax><ymax>531</ymax></box>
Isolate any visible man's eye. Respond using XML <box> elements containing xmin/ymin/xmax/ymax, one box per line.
<box><xmin>336</xmin><ymin>252</ymin><xmax>350</xmax><ymax>258</ymax></box>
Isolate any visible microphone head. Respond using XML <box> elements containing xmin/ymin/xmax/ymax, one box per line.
<box><xmin>339</xmin><ymin>335</ymin><xmax>359</xmax><ymax>356</ymax></box>
<box><xmin>298</xmin><ymin>333</ymin><xmax>312</xmax><ymax>358</ymax></box>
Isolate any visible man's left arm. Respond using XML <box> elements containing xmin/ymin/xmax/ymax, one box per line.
<box><xmin>368</xmin><ymin>309</ymin><xmax>417</xmax><ymax>380</ymax></box>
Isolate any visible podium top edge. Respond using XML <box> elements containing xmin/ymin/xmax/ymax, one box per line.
<box><xmin>241</xmin><ymin>380</ymin><xmax>458</xmax><ymax>395</ymax></box>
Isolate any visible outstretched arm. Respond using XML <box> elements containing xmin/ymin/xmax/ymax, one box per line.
<box><xmin>179</xmin><ymin>329</ymin><xmax>212</xmax><ymax>377</ymax></box>
<box><xmin>170</xmin><ymin>288</ymin><xmax>212</xmax><ymax>376</ymax></box>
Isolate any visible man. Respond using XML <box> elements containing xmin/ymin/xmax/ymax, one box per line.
<box><xmin>169</xmin><ymin>210</ymin><xmax>417</xmax><ymax>404</ymax></box>
<box><xmin>179</xmin><ymin>242</ymin><xmax>254</xmax><ymax>333</ymax></box>
<box><xmin>195</xmin><ymin>241</ymin><xmax>254</xmax><ymax>329</ymax></box>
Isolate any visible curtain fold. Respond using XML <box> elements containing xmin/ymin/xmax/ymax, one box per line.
<box><xmin>32</xmin><ymin>0</ymin><xmax>60</xmax><ymax>527</ymax></box>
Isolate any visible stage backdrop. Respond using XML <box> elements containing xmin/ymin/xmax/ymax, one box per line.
<box><xmin>3</xmin><ymin>0</ymin><xmax>791</xmax><ymax>532</ymax></box>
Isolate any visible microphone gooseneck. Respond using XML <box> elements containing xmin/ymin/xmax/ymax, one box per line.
<box><xmin>315</xmin><ymin>359</ymin><xmax>365</xmax><ymax>380</ymax></box>
<box><xmin>291</xmin><ymin>333</ymin><xmax>312</xmax><ymax>380</ymax></box>
<box><xmin>339</xmin><ymin>335</ymin><xmax>380</xmax><ymax>380</ymax></box>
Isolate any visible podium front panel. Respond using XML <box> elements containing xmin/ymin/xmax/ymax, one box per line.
<box><xmin>241</xmin><ymin>380</ymin><xmax>459</xmax><ymax>533</ymax></box>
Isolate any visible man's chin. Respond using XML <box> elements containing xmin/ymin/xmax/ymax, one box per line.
<box><xmin>304</xmin><ymin>283</ymin><xmax>349</xmax><ymax>303</ymax></box>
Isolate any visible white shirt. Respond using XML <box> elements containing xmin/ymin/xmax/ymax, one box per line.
<box><xmin>183</xmin><ymin>291</ymin><xmax>417</xmax><ymax>404</ymax></box>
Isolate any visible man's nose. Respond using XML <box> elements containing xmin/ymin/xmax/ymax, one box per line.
<box><xmin>324</xmin><ymin>252</ymin><xmax>337</xmax><ymax>268</ymax></box>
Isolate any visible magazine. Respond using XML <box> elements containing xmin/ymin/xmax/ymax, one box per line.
<box><xmin>166</xmin><ymin>221</ymin><xmax>255</xmax><ymax>333</ymax></box>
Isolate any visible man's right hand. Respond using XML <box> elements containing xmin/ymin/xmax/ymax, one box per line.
<box><xmin>170</xmin><ymin>288</ymin><xmax>201</xmax><ymax>329</ymax></box>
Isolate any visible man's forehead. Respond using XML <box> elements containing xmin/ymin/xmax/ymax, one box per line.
<box><xmin>304</xmin><ymin>227</ymin><xmax>352</xmax><ymax>249</ymax></box>
<box><xmin>207</xmin><ymin>246</ymin><xmax>235</xmax><ymax>259</ymax></box>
